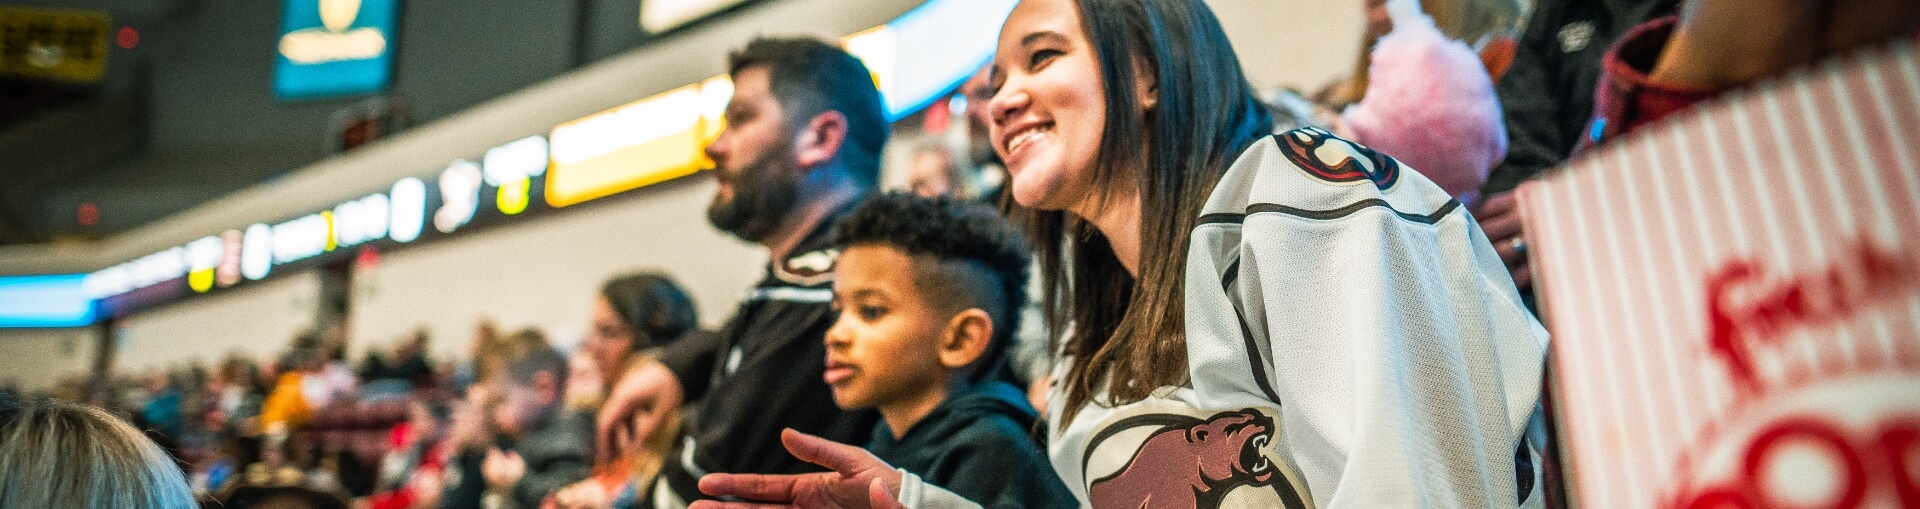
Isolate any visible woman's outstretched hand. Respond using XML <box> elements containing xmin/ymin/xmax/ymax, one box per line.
<box><xmin>690</xmin><ymin>429</ymin><xmax>908</xmax><ymax>509</ymax></box>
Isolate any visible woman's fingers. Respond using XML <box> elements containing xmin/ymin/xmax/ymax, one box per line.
<box><xmin>780</xmin><ymin>428</ymin><xmax>882</xmax><ymax>475</ymax></box>
<box><xmin>595</xmin><ymin>418</ymin><xmax>629</xmax><ymax>464</ymax></box>
<box><xmin>700</xmin><ymin>472</ymin><xmax>803</xmax><ymax>502</ymax></box>
<box><xmin>595</xmin><ymin>403</ymin><xmax>634</xmax><ymax>460</ymax></box>
<box><xmin>1481</xmin><ymin>214</ymin><xmax>1523</xmax><ymax>246</ymax></box>
<box><xmin>1475</xmin><ymin>192</ymin><xmax>1530</xmax><ymax>279</ymax></box>
<box><xmin>868</xmin><ymin>478</ymin><xmax>905</xmax><ymax>509</ymax></box>
<box><xmin>1476</xmin><ymin>196</ymin><xmax>1524</xmax><ymax>242</ymax></box>
<box><xmin>1472</xmin><ymin>191</ymin><xmax>1517</xmax><ymax>219</ymax></box>
<box><xmin>689</xmin><ymin>501</ymin><xmax>798</xmax><ymax>509</ymax></box>
<box><xmin>697</xmin><ymin>433</ymin><xmax>896</xmax><ymax>509</ymax></box>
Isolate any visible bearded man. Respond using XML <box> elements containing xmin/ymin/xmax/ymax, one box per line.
<box><xmin>596</xmin><ymin>36</ymin><xmax>888</xmax><ymax>508</ymax></box>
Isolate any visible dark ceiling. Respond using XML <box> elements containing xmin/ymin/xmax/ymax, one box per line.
<box><xmin>0</xmin><ymin>0</ymin><xmax>737</xmax><ymax>246</ymax></box>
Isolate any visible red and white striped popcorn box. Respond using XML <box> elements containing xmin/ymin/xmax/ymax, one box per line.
<box><xmin>1518</xmin><ymin>37</ymin><xmax>1920</xmax><ymax>508</ymax></box>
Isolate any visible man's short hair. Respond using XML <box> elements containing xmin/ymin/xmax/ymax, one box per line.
<box><xmin>501</xmin><ymin>328</ymin><xmax>567</xmax><ymax>393</ymax></box>
<box><xmin>830</xmin><ymin>193</ymin><xmax>1032</xmax><ymax>380</ymax></box>
<box><xmin>728</xmin><ymin>36</ymin><xmax>889</xmax><ymax>186</ymax></box>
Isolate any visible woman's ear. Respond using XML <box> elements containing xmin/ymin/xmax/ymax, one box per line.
<box><xmin>1133</xmin><ymin>59</ymin><xmax>1159</xmax><ymax>111</ymax></box>
<box><xmin>938</xmin><ymin>309</ymin><xmax>995</xmax><ymax>370</ymax></box>
<box><xmin>795</xmin><ymin>110</ymin><xmax>850</xmax><ymax>169</ymax></box>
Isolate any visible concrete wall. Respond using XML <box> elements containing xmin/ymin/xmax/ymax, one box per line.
<box><xmin>112</xmin><ymin>271</ymin><xmax>319</xmax><ymax>374</ymax></box>
<box><xmin>347</xmin><ymin>177</ymin><xmax>761</xmax><ymax>362</ymax></box>
<box><xmin>0</xmin><ymin>328</ymin><xmax>96</xmax><ymax>393</ymax></box>
<box><xmin>1208</xmin><ymin>0</ymin><xmax>1365</xmax><ymax>93</ymax></box>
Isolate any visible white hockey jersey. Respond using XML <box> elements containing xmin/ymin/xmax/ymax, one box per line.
<box><xmin>1043</xmin><ymin>127</ymin><xmax>1548</xmax><ymax>508</ymax></box>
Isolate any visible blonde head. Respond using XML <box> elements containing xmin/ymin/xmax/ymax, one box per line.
<box><xmin>0</xmin><ymin>397</ymin><xmax>197</xmax><ymax>509</ymax></box>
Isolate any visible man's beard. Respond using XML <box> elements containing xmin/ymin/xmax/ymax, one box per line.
<box><xmin>706</xmin><ymin>141</ymin><xmax>801</xmax><ymax>243</ymax></box>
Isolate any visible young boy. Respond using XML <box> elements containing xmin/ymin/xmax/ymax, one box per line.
<box><xmin>823</xmin><ymin>193</ymin><xmax>1074</xmax><ymax>509</ymax></box>
<box><xmin>479</xmin><ymin>329</ymin><xmax>594</xmax><ymax>509</ymax></box>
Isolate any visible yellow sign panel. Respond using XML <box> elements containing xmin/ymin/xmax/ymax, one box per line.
<box><xmin>0</xmin><ymin>7</ymin><xmax>110</xmax><ymax>83</ymax></box>
<box><xmin>546</xmin><ymin>78</ymin><xmax>730</xmax><ymax>207</ymax></box>
<box><xmin>640</xmin><ymin>0</ymin><xmax>750</xmax><ymax>33</ymax></box>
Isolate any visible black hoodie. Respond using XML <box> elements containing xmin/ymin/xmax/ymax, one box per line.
<box><xmin>866</xmin><ymin>381</ymin><xmax>1075</xmax><ymax>509</ymax></box>
<box><xmin>1483</xmin><ymin>0</ymin><xmax>1679</xmax><ymax>196</ymax></box>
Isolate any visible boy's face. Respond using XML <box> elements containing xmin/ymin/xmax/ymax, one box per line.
<box><xmin>487</xmin><ymin>375</ymin><xmax>556</xmax><ymax>437</ymax></box>
<box><xmin>823</xmin><ymin>245</ymin><xmax>951</xmax><ymax>411</ymax></box>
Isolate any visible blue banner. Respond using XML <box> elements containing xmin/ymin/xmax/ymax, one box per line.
<box><xmin>273</xmin><ymin>0</ymin><xmax>400</xmax><ymax>100</ymax></box>
<box><xmin>0</xmin><ymin>274</ymin><xmax>94</xmax><ymax>328</ymax></box>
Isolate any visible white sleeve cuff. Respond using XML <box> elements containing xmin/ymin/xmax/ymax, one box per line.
<box><xmin>895</xmin><ymin>469</ymin><xmax>983</xmax><ymax>509</ymax></box>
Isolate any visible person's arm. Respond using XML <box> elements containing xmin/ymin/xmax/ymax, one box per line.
<box><xmin>597</xmin><ymin>326</ymin><xmax>728</xmax><ymax>461</ymax></box>
<box><xmin>1253</xmin><ymin>214</ymin><xmax>1543</xmax><ymax>506</ymax></box>
<box><xmin>1216</xmin><ymin>137</ymin><xmax>1547</xmax><ymax>507</ymax></box>
<box><xmin>595</xmin><ymin>360</ymin><xmax>684</xmax><ymax>464</ymax></box>
<box><xmin>690</xmin><ymin>429</ymin><xmax>983</xmax><ymax>509</ymax></box>
<box><xmin>654</xmin><ymin>328</ymin><xmax>725</xmax><ymax>401</ymax></box>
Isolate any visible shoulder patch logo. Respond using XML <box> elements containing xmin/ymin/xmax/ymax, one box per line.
<box><xmin>775</xmin><ymin>249</ymin><xmax>838</xmax><ymax>286</ymax></box>
<box><xmin>1085</xmin><ymin>409</ymin><xmax>1309</xmax><ymax>509</ymax></box>
<box><xmin>1276</xmin><ymin>127</ymin><xmax>1400</xmax><ymax>190</ymax></box>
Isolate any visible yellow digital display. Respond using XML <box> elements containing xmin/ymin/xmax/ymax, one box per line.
<box><xmin>545</xmin><ymin>79</ymin><xmax>731</xmax><ymax>208</ymax></box>
<box><xmin>497</xmin><ymin>175</ymin><xmax>530</xmax><ymax>215</ymax></box>
<box><xmin>0</xmin><ymin>7</ymin><xmax>111</xmax><ymax>83</ymax></box>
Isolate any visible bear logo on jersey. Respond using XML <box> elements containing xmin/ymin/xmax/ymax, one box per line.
<box><xmin>1086</xmin><ymin>409</ymin><xmax>1308</xmax><ymax>509</ymax></box>
<box><xmin>1277</xmin><ymin>126</ymin><xmax>1400</xmax><ymax>190</ymax></box>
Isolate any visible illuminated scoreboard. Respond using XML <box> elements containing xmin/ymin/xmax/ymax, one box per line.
<box><xmin>80</xmin><ymin>138</ymin><xmax>563</xmax><ymax>317</ymax></box>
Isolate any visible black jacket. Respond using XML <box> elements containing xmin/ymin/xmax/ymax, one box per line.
<box><xmin>440</xmin><ymin>449</ymin><xmax>487</xmax><ymax>509</ymax></box>
<box><xmin>510</xmin><ymin>410</ymin><xmax>596</xmax><ymax>508</ymax></box>
<box><xmin>867</xmin><ymin>382</ymin><xmax>1075</xmax><ymax>509</ymax></box>
<box><xmin>1483</xmin><ymin>0</ymin><xmax>1678</xmax><ymax>196</ymax></box>
<box><xmin>655</xmin><ymin>205</ymin><xmax>880</xmax><ymax>502</ymax></box>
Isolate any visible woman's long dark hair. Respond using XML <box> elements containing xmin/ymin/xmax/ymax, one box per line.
<box><xmin>600</xmin><ymin>273</ymin><xmax>698</xmax><ymax>349</ymax></box>
<box><xmin>1021</xmin><ymin>0</ymin><xmax>1273</xmax><ymax>424</ymax></box>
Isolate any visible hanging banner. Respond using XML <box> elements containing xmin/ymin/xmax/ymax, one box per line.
<box><xmin>1519</xmin><ymin>38</ymin><xmax>1920</xmax><ymax>508</ymax></box>
<box><xmin>274</xmin><ymin>0</ymin><xmax>401</xmax><ymax>100</ymax></box>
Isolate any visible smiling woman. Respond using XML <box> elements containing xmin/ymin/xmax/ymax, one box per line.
<box><xmin>986</xmin><ymin>0</ymin><xmax>1277</xmax><ymax>428</ymax></box>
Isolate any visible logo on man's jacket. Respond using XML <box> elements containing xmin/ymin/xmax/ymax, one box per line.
<box><xmin>775</xmin><ymin>249</ymin><xmax>838</xmax><ymax>286</ymax></box>
<box><xmin>1085</xmin><ymin>408</ymin><xmax>1309</xmax><ymax>509</ymax></box>
<box><xmin>1277</xmin><ymin>127</ymin><xmax>1400</xmax><ymax>190</ymax></box>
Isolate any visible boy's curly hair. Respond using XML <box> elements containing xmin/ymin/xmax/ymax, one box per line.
<box><xmin>830</xmin><ymin>193</ymin><xmax>1032</xmax><ymax>380</ymax></box>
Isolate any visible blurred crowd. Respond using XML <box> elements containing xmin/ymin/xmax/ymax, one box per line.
<box><xmin>5</xmin><ymin>271</ymin><xmax>704</xmax><ymax>509</ymax></box>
